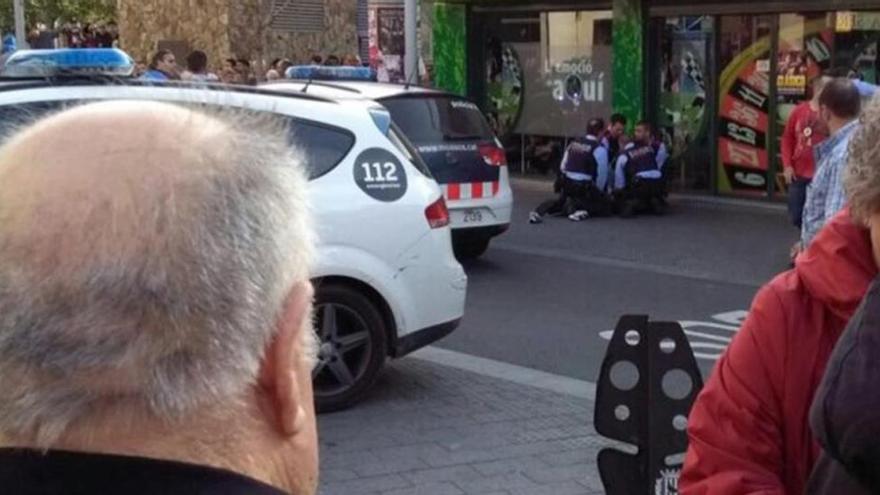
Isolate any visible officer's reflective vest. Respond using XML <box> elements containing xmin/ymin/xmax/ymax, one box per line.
<box><xmin>563</xmin><ymin>137</ymin><xmax>601</xmax><ymax>178</ymax></box>
<box><xmin>624</xmin><ymin>144</ymin><xmax>658</xmax><ymax>178</ymax></box>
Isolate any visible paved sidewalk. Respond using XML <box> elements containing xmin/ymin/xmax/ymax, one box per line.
<box><xmin>318</xmin><ymin>354</ymin><xmax>606</xmax><ymax>495</ymax></box>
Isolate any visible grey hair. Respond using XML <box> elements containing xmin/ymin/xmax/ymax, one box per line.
<box><xmin>0</xmin><ymin>101</ymin><xmax>316</xmax><ymax>447</ymax></box>
<box><xmin>846</xmin><ymin>92</ymin><xmax>880</xmax><ymax>224</ymax></box>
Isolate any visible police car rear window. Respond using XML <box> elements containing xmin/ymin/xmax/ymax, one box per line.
<box><xmin>380</xmin><ymin>96</ymin><xmax>493</xmax><ymax>144</ymax></box>
<box><xmin>0</xmin><ymin>100</ymin><xmax>354</xmax><ymax>180</ymax></box>
<box><xmin>387</xmin><ymin>123</ymin><xmax>433</xmax><ymax>179</ymax></box>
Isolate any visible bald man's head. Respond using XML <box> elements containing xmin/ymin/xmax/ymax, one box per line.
<box><xmin>0</xmin><ymin>100</ymin><xmax>315</xmax><ymax>446</ymax></box>
<box><xmin>0</xmin><ymin>101</ymin><xmax>239</xmax><ymax>277</ymax></box>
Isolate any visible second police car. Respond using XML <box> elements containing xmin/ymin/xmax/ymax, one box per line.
<box><xmin>0</xmin><ymin>49</ymin><xmax>467</xmax><ymax>412</ymax></box>
<box><xmin>265</xmin><ymin>67</ymin><xmax>514</xmax><ymax>260</ymax></box>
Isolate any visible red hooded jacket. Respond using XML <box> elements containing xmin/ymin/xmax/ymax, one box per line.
<box><xmin>681</xmin><ymin>211</ymin><xmax>877</xmax><ymax>494</ymax></box>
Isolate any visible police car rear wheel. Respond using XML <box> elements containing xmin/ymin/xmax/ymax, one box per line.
<box><xmin>312</xmin><ymin>284</ymin><xmax>387</xmax><ymax>413</ymax></box>
<box><xmin>454</xmin><ymin>237</ymin><xmax>491</xmax><ymax>260</ymax></box>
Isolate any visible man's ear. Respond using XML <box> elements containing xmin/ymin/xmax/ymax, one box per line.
<box><xmin>259</xmin><ymin>282</ymin><xmax>314</xmax><ymax>436</ymax></box>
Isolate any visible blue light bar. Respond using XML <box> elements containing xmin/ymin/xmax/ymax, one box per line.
<box><xmin>1</xmin><ymin>48</ymin><xmax>135</xmax><ymax>78</ymax></box>
<box><xmin>285</xmin><ymin>65</ymin><xmax>377</xmax><ymax>82</ymax></box>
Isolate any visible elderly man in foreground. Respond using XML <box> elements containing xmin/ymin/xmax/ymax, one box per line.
<box><xmin>0</xmin><ymin>101</ymin><xmax>319</xmax><ymax>495</ymax></box>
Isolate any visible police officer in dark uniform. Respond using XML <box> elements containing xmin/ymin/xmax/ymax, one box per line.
<box><xmin>530</xmin><ymin>118</ymin><xmax>610</xmax><ymax>223</ymax></box>
<box><xmin>613</xmin><ymin>121</ymin><xmax>665</xmax><ymax>217</ymax></box>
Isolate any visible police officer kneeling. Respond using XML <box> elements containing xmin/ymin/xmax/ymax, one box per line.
<box><xmin>613</xmin><ymin>121</ymin><xmax>667</xmax><ymax>218</ymax></box>
<box><xmin>529</xmin><ymin>118</ymin><xmax>611</xmax><ymax>223</ymax></box>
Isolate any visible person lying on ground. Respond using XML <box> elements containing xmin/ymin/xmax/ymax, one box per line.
<box><xmin>529</xmin><ymin>118</ymin><xmax>611</xmax><ymax>224</ymax></box>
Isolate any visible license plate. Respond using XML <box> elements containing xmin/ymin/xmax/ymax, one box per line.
<box><xmin>463</xmin><ymin>209</ymin><xmax>483</xmax><ymax>223</ymax></box>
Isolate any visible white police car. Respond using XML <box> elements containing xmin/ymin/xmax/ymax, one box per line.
<box><xmin>265</xmin><ymin>68</ymin><xmax>513</xmax><ymax>259</ymax></box>
<box><xmin>0</xmin><ymin>49</ymin><xmax>468</xmax><ymax>412</ymax></box>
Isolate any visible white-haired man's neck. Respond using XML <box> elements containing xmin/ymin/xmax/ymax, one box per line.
<box><xmin>0</xmin><ymin>389</ymin><xmax>305</xmax><ymax>493</ymax></box>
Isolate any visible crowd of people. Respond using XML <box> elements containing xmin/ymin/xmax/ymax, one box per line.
<box><xmin>523</xmin><ymin>73</ymin><xmax>880</xmax><ymax>493</ymax></box>
<box><xmin>528</xmin><ymin>113</ymin><xmax>669</xmax><ymax>223</ymax></box>
<box><xmin>780</xmin><ymin>68</ymin><xmax>876</xmax><ymax>258</ymax></box>
<box><xmin>680</xmin><ymin>74</ymin><xmax>880</xmax><ymax>494</ymax></box>
<box><xmin>136</xmin><ymin>48</ymin><xmax>365</xmax><ymax>85</ymax></box>
<box><xmin>138</xmin><ymin>49</ymin><xmax>259</xmax><ymax>85</ymax></box>
<box><xmin>22</xmin><ymin>22</ymin><xmax>119</xmax><ymax>50</ymax></box>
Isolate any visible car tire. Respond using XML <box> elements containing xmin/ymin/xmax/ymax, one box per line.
<box><xmin>312</xmin><ymin>283</ymin><xmax>388</xmax><ymax>413</ymax></box>
<box><xmin>454</xmin><ymin>237</ymin><xmax>491</xmax><ymax>260</ymax></box>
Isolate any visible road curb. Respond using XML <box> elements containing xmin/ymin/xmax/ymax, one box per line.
<box><xmin>510</xmin><ymin>176</ymin><xmax>788</xmax><ymax>213</ymax></box>
<box><xmin>412</xmin><ymin>346</ymin><xmax>597</xmax><ymax>401</ymax></box>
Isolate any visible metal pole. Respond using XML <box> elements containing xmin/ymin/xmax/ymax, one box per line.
<box><xmin>404</xmin><ymin>0</ymin><xmax>418</xmax><ymax>83</ymax></box>
<box><xmin>13</xmin><ymin>0</ymin><xmax>26</xmax><ymax>49</ymax></box>
<box><xmin>767</xmin><ymin>14</ymin><xmax>780</xmax><ymax>201</ymax></box>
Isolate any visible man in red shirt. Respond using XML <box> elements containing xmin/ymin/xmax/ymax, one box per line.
<box><xmin>781</xmin><ymin>75</ymin><xmax>830</xmax><ymax>229</ymax></box>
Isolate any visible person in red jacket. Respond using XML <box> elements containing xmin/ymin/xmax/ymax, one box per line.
<box><xmin>680</xmin><ymin>210</ymin><xmax>877</xmax><ymax>494</ymax></box>
<box><xmin>781</xmin><ymin>75</ymin><xmax>830</xmax><ymax>230</ymax></box>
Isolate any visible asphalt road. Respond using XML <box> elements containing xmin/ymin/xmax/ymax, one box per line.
<box><xmin>437</xmin><ymin>178</ymin><xmax>799</xmax><ymax>382</ymax></box>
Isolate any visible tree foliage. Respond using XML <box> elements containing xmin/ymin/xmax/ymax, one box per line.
<box><xmin>0</xmin><ymin>0</ymin><xmax>116</xmax><ymax>33</ymax></box>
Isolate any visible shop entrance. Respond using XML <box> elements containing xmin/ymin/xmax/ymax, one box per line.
<box><xmin>651</xmin><ymin>16</ymin><xmax>715</xmax><ymax>192</ymax></box>
<box><xmin>474</xmin><ymin>8</ymin><xmax>614</xmax><ymax>175</ymax></box>
<box><xmin>653</xmin><ymin>10</ymin><xmax>880</xmax><ymax>199</ymax></box>
<box><xmin>717</xmin><ymin>12</ymin><xmax>880</xmax><ymax>198</ymax></box>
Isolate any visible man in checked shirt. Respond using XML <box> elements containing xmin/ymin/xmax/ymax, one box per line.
<box><xmin>801</xmin><ymin>78</ymin><xmax>864</xmax><ymax>248</ymax></box>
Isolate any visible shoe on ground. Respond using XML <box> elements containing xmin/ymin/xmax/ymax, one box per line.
<box><xmin>568</xmin><ymin>210</ymin><xmax>590</xmax><ymax>222</ymax></box>
<box><xmin>529</xmin><ymin>211</ymin><xmax>543</xmax><ymax>224</ymax></box>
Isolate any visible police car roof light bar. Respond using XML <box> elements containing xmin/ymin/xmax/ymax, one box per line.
<box><xmin>285</xmin><ymin>65</ymin><xmax>377</xmax><ymax>82</ymax></box>
<box><xmin>1</xmin><ymin>48</ymin><xmax>135</xmax><ymax>78</ymax></box>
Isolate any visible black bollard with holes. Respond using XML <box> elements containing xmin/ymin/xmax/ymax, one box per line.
<box><xmin>594</xmin><ymin>315</ymin><xmax>704</xmax><ymax>495</ymax></box>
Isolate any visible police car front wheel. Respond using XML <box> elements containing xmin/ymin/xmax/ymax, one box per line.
<box><xmin>312</xmin><ymin>284</ymin><xmax>387</xmax><ymax>413</ymax></box>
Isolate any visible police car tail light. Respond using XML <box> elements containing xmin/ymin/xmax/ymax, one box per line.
<box><xmin>425</xmin><ymin>197</ymin><xmax>450</xmax><ymax>229</ymax></box>
<box><xmin>479</xmin><ymin>144</ymin><xmax>507</xmax><ymax>167</ymax></box>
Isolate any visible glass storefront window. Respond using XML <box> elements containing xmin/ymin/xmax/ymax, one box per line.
<box><xmin>482</xmin><ymin>9</ymin><xmax>613</xmax><ymax>173</ymax></box>
<box><xmin>775</xmin><ymin>12</ymin><xmax>880</xmax><ymax>194</ymax></box>
<box><xmin>834</xmin><ymin>11</ymin><xmax>880</xmax><ymax>84</ymax></box>
<box><xmin>478</xmin><ymin>6</ymin><xmax>880</xmax><ymax>188</ymax></box>
<box><xmin>773</xmin><ymin>13</ymin><xmax>833</xmax><ymax>196</ymax></box>
<box><xmin>716</xmin><ymin>15</ymin><xmax>774</xmax><ymax>197</ymax></box>
<box><xmin>544</xmin><ymin>11</ymin><xmax>613</xmax><ymax>67</ymax></box>
<box><xmin>714</xmin><ymin>11</ymin><xmax>880</xmax><ymax>199</ymax></box>
<box><xmin>655</xmin><ymin>16</ymin><xmax>714</xmax><ymax>191</ymax></box>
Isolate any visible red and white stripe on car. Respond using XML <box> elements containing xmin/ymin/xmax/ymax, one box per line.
<box><xmin>442</xmin><ymin>181</ymin><xmax>501</xmax><ymax>201</ymax></box>
<box><xmin>441</xmin><ymin>141</ymin><xmax>506</xmax><ymax>202</ymax></box>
